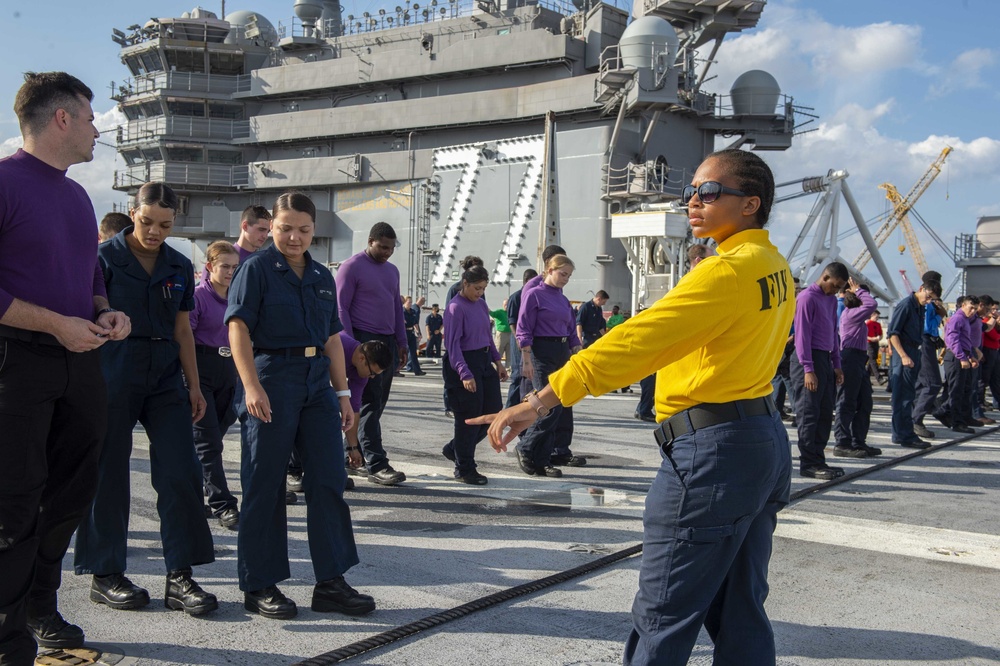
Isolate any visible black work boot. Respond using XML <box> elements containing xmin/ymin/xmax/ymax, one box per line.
<box><xmin>26</xmin><ymin>611</ymin><xmax>85</xmax><ymax>649</ymax></box>
<box><xmin>311</xmin><ymin>576</ymin><xmax>376</xmax><ymax>616</ymax></box>
<box><xmin>165</xmin><ymin>568</ymin><xmax>219</xmax><ymax>616</ymax></box>
<box><xmin>90</xmin><ymin>573</ymin><xmax>150</xmax><ymax>610</ymax></box>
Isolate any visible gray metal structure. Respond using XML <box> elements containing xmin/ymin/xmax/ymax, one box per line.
<box><xmin>111</xmin><ymin>0</ymin><xmax>803</xmax><ymax>305</ymax></box>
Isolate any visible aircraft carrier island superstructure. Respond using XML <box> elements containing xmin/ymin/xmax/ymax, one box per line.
<box><xmin>111</xmin><ymin>0</ymin><xmax>803</xmax><ymax>307</ymax></box>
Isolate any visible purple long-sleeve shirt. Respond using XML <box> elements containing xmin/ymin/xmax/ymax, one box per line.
<box><xmin>335</xmin><ymin>250</ymin><xmax>407</xmax><ymax>348</ymax></box>
<box><xmin>945</xmin><ymin>312</ymin><xmax>972</xmax><ymax>361</ymax></box>
<box><xmin>339</xmin><ymin>332</ymin><xmax>368</xmax><ymax>412</ymax></box>
<box><xmin>839</xmin><ymin>288</ymin><xmax>877</xmax><ymax>351</ymax></box>
<box><xmin>189</xmin><ymin>279</ymin><xmax>230</xmax><ymax>347</ymax></box>
<box><xmin>0</xmin><ymin>150</ymin><xmax>106</xmax><ymax>321</ymax></box>
<box><xmin>515</xmin><ymin>281</ymin><xmax>581</xmax><ymax>349</ymax></box>
<box><xmin>445</xmin><ymin>293</ymin><xmax>501</xmax><ymax>380</ymax></box>
<box><xmin>970</xmin><ymin>312</ymin><xmax>984</xmax><ymax>349</ymax></box>
<box><xmin>201</xmin><ymin>243</ymin><xmax>254</xmax><ymax>282</ymax></box>
<box><xmin>795</xmin><ymin>282</ymin><xmax>841</xmax><ymax>372</ymax></box>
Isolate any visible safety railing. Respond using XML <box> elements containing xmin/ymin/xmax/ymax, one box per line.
<box><xmin>114</xmin><ymin>162</ymin><xmax>250</xmax><ymax>189</ymax></box>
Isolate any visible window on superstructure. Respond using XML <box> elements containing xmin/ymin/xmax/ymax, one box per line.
<box><xmin>207</xmin><ymin>150</ymin><xmax>243</xmax><ymax>165</ymax></box>
<box><xmin>208</xmin><ymin>103</ymin><xmax>243</xmax><ymax>120</ymax></box>
<box><xmin>165</xmin><ymin>146</ymin><xmax>205</xmax><ymax>163</ymax></box>
<box><xmin>208</xmin><ymin>52</ymin><xmax>244</xmax><ymax>76</ymax></box>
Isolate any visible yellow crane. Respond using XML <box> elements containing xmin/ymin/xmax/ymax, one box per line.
<box><xmin>853</xmin><ymin>146</ymin><xmax>952</xmax><ymax>273</ymax></box>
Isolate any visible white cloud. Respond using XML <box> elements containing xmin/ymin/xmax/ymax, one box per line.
<box><xmin>928</xmin><ymin>48</ymin><xmax>998</xmax><ymax>97</ymax></box>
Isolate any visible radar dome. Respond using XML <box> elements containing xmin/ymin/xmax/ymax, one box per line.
<box><xmin>294</xmin><ymin>0</ymin><xmax>325</xmax><ymax>22</ymax></box>
<box><xmin>730</xmin><ymin>70</ymin><xmax>781</xmax><ymax>116</ymax></box>
<box><xmin>224</xmin><ymin>10</ymin><xmax>277</xmax><ymax>45</ymax></box>
<box><xmin>619</xmin><ymin>17</ymin><xmax>679</xmax><ymax>70</ymax></box>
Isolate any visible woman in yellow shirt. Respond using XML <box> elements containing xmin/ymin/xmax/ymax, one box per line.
<box><xmin>471</xmin><ymin>149</ymin><xmax>794</xmax><ymax>666</ymax></box>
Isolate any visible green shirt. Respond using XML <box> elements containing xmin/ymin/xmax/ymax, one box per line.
<box><xmin>606</xmin><ymin>313</ymin><xmax>625</xmax><ymax>329</ymax></box>
<box><xmin>490</xmin><ymin>308</ymin><xmax>511</xmax><ymax>333</ymax></box>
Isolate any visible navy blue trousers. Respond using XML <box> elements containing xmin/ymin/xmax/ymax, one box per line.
<box><xmin>0</xmin><ymin>339</ymin><xmax>105</xmax><ymax>664</ymax></box>
<box><xmin>516</xmin><ymin>339</ymin><xmax>574</xmax><ymax>467</ymax></box>
<box><xmin>74</xmin><ymin>340</ymin><xmax>214</xmax><ymax>576</ymax></box>
<box><xmin>443</xmin><ymin>349</ymin><xmax>502</xmax><ymax>476</ymax></box>
<box><xmin>427</xmin><ymin>333</ymin><xmax>442</xmax><ymax>357</ymax></box>
<box><xmin>623</xmin><ymin>410</ymin><xmax>791</xmax><ymax>665</ymax></box>
<box><xmin>505</xmin><ymin>334</ymin><xmax>524</xmax><ymax>409</ymax></box>
<box><xmin>834</xmin><ymin>348</ymin><xmax>873</xmax><ymax>450</ymax></box>
<box><xmin>237</xmin><ymin>353</ymin><xmax>358</xmax><ymax>592</ymax></box>
<box><xmin>912</xmin><ymin>336</ymin><xmax>942</xmax><ymax>423</ymax></box>
<box><xmin>636</xmin><ymin>373</ymin><xmax>656</xmax><ymax>419</ymax></box>
<box><xmin>354</xmin><ymin>329</ymin><xmax>399</xmax><ymax>473</ymax></box>
<box><xmin>790</xmin><ymin>350</ymin><xmax>835</xmax><ymax>470</ymax></box>
<box><xmin>192</xmin><ymin>349</ymin><xmax>238</xmax><ymax>515</ymax></box>
<box><xmin>405</xmin><ymin>329</ymin><xmax>422</xmax><ymax>373</ymax></box>
<box><xmin>890</xmin><ymin>343</ymin><xmax>922</xmax><ymax>444</ymax></box>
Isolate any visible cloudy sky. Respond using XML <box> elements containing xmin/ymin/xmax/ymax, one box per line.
<box><xmin>1</xmin><ymin>0</ymin><xmax>997</xmax><ymax>295</ymax></box>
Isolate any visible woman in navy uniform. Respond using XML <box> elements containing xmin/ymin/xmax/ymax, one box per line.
<box><xmin>226</xmin><ymin>192</ymin><xmax>374</xmax><ymax>620</ymax></box>
<box><xmin>74</xmin><ymin>182</ymin><xmax>217</xmax><ymax>617</ymax></box>
<box><xmin>190</xmin><ymin>241</ymin><xmax>241</xmax><ymax>529</ymax></box>
<box><xmin>442</xmin><ymin>265</ymin><xmax>508</xmax><ymax>484</ymax></box>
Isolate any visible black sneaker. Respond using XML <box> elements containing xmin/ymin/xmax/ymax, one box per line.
<box><xmin>245</xmin><ymin>585</ymin><xmax>297</xmax><ymax>619</ymax></box>
<box><xmin>862</xmin><ymin>445</ymin><xmax>883</xmax><ymax>457</ymax></box>
<box><xmin>344</xmin><ymin>476</ymin><xmax>355</xmax><ymax>491</ymax></box>
<box><xmin>286</xmin><ymin>472</ymin><xmax>303</xmax><ymax>492</ymax></box>
<box><xmin>833</xmin><ymin>446</ymin><xmax>868</xmax><ymax>458</ymax></box>
<box><xmin>165</xmin><ymin>569</ymin><xmax>218</xmax><ymax>616</ymax></box>
<box><xmin>285</xmin><ymin>490</ymin><xmax>298</xmax><ymax>505</ymax></box>
<box><xmin>550</xmin><ymin>454</ymin><xmax>587</xmax><ymax>467</ymax></box>
<box><xmin>27</xmin><ymin>611</ymin><xmax>84</xmax><ymax>649</ymax></box>
<box><xmin>312</xmin><ymin>576</ymin><xmax>375</xmax><ymax>616</ymax></box>
<box><xmin>800</xmin><ymin>465</ymin><xmax>845</xmax><ymax>480</ymax></box>
<box><xmin>537</xmin><ymin>465</ymin><xmax>563</xmax><ymax>478</ymax></box>
<box><xmin>90</xmin><ymin>573</ymin><xmax>150</xmax><ymax>610</ymax></box>
<box><xmin>952</xmin><ymin>424</ymin><xmax>975</xmax><ymax>434</ymax></box>
<box><xmin>456</xmin><ymin>471</ymin><xmax>488</xmax><ymax>485</ymax></box>
<box><xmin>368</xmin><ymin>466</ymin><xmax>406</xmax><ymax>486</ymax></box>
<box><xmin>897</xmin><ymin>439</ymin><xmax>931</xmax><ymax>449</ymax></box>
<box><xmin>515</xmin><ymin>449</ymin><xmax>536</xmax><ymax>476</ymax></box>
<box><xmin>218</xmin><ymin>507</ymin><xmax>239</xmax><ymax>529</ymax></box>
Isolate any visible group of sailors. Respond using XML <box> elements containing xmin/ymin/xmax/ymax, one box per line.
<box><xmin>3</xmin><ymin>70</ymin><xmax>996</xmax><ymax>666</ymax></box>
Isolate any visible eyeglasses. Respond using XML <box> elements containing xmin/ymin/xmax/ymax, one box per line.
<box><xmin>363</xmin><ymin>355</ymin><xmax>377</xmax><ymax>377</ymax></box>
<box><xmin>681</xmin><ymin>182</ymin><xmax>748</xmax><ymax>205</ymax></box>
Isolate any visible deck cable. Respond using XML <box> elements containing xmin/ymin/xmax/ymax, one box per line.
<box><xmin>293</xmin><ymin>426</ymin><xmax>995</xmax><ymax>665</ymax></box>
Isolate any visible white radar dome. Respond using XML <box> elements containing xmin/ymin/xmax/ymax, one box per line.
<box><xmin>730</xmin><ymin>70</ymin><xmax>781</xmax><ymax>115</ymax></box>
<box><xmin>619</xmin><ymin>17</ymin><xmax>679</xmax><ymax>70</ymax></box>
<box><xmin>224</xmin><ymin>10</ymin><xmax>277</xmax><ymax>45</ymax></box>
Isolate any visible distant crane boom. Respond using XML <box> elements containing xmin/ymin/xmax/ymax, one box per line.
<box><xmin>853</xmin><ymin>146</ymin><xmax>952</xmax><ymax>271</ymax></box>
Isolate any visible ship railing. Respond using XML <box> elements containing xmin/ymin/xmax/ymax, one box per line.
<box><xmin>119</xmin><ymin>116</ymin><xmax>251</xmax><ymax>143</ymax></box>
<box><xmin>114</xmin><ymin>162</ymin><xmax>249</xmax><ymax>189</ymax></box>
<box><xmin>713</xmin><ymin>91</ymin><xmax>793</xmax><ymax>118</ymax></box>
<box><xmin>956</xmin><ymin>232</ymin><xmax>1000</xmax><ymax>260</ymax></box>
<box><xmin>118</xmin><ymin>71</ymin><xmax>250</xmax><ymax>99</ymax></box>
<box><xmin>605</xmin><ymin>160</ymin><xmax>687</xmax><ymax>200</ymax></box>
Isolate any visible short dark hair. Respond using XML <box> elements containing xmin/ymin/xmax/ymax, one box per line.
<box><xmin>360</xmin><ymin>339</ymin><xmax>393</xmax><ymax>372</ymax></box>
<box><xmin>822</xmin><ymin>262</ymin><xmax>849</xmax><ymax>282</ymax></box>
<box><xmin>843</xmin><ymin>292</ymin><xmax>862</xmax><ymax>309</ymax></box>
<box><xmin>522</xmin><ymin>269</ymin><xmax>538</xmax><ymax>283</ymax></box>
<box><xmin>369</xmin><ymin>222</ymin><xmax>396</xmax><ymax>242</ymax></box>
<box><xmin>273</xmin><ymin>191</ymin><xmax>316</xmax><ymax>221</ymax></box>
<box><xmin>705</xmin><ymin>149</ymin><xmax>775</xmax><ymax>227</ymax></box>
<box><xmin>612</xmin><ymin>305</ymin><xmax>620</xmax><ymax>312</ymax></box>
<box><xmin>921</xmin><ymin>271</ymin><xmax>942</xmax><ymax>283</ymax></box>
<box><xmin>135</xmin><ymin>182</ymin><xmax>179</xmax><ymax>212</ymax></box>
<box><xmin>968</xmin><ymin>295</ymin><xmax>981</xmax><ymax>306</ymax></box>
<box><xmin>14</xmin><ymin>71</ymin><xmax>93</xmax><ymax>136</ymax></box>
<box><xmin>242</xmin><ymin>204</ymin><xmax>271</xmax><ymax>223</ymax></box>
<box><xmin>687</xmin><ymin>244</ymin><xmax>712</xmax><ymax>263</ymax></box>
<box><xmin>595</xmin><ymin>290</ymin><xmax>609</xmax><ymax>299</ymax></box>
<box><xmin>99</xmin><ymin>212</ymin><xmax>131</xmax><ymax>240</ymax></box>
<box><xmin>956</xmin><ymin>295</ymin><xmax>971</xmax><ymax>308</ymax></box>
<box><xmin>462</xmin><ymin>265</ymin><xmax>489</xmax><ymax>285</ymax></box>
<box><xmin>979</xmin><ymin>295</ymin><xmax>994</xmax><ymax>307</ymax></box>
<box><xmin>921</xmin><ymin>280</ymin><xmax>942</xmax><ymax>298</ymax></box>
<box><xmin>541</xmin><ymin>245</ymin><xmax>565</xmax><ymax>262</ymax></box>
<box><xmin>431</xmin><ymin>303</ymin><xmax>439</xmax><ymax>309</ymax></box>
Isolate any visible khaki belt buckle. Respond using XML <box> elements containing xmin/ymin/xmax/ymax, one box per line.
<box><xmin>304</xmin><ymin>347</ymin><xmax>317</xmax><ymax>358</ymax></box>
<box><xmin>219</xmin><ymin>346</ymin><xmax>232</xmax><ymax>358</ymax></box>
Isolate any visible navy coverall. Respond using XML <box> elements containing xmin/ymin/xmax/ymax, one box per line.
<box><xmin>226</xmin><ymin>245</ymin><xmax>359</xmax><ymax>592</ymax></box>
<box><xmin>74</xmin><ymin>230</ymin><xmax>214</xmax><ymax>576</ymax></box>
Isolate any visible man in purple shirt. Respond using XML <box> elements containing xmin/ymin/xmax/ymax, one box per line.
<box><xmin>833</xmin><ymin>279</ymin><xmax>881</xmax><ymax>458</ymax></box>
<box><xmin>0</xmin><ymin>72</ymin><xmax>131</xmax><ymax>662</ymax></box>
<box><xmin>790</xmin><ymin>262</ymin><xmax>848</xmax><ymax>480</ymax></box>
<box><xmin>335</xmin><ymin>223</ymin><xmax>408</xmax><ymax>486</ymax></box>
<box><xmin>934</xmin><ymin>296</ymin><xmax>979</xmax><ymax>434</ymax></box>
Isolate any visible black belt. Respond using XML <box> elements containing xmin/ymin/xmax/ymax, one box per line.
<box><xmin>464</xmin><ymin>346</ymin><xmax>490</xmax><ymax>354</ymax></box>
<box><xmin>535</xmin><ymin>336</ymin><xmax>568</xmax><ymax>343</ymax></box>
<box><xmin>654</xmin><ymin>396</ymin><xmax>776</xmax><ymax>449</ymax></box>
<box><xmin>196</xmin><ymin>344</ymin><xmax>233</xmax><ymax>357</ymax></box>
<box><xmin>255</xmin><ymin>346</ymin><xmax>322</xmax><ymax>358</ymax></box>
<box><xmin>0</xmin><ymin>323</ymin><xmax>61</xmax><ymax>346</ymax></box>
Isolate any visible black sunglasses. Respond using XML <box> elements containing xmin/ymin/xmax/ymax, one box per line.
<box><xmin>681</xmin><ymin>181</ymin><xmax>748</xmax><ymax>205</ymax></box>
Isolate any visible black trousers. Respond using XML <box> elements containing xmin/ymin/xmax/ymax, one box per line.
<box><xmin>516</xmin><ymin>339</ymin><xmax>574</xmax><ymax>467</ymax></box>
<box><xmin>0</xmin><ymin>338</ymin><xmax>106</xmax><ymax>665</ymax></box>
<box><xmin>981</xmin><ymin>347</ymin><xmax>1000</xmax><ymax>409</ymax></box>
<box><xmin>192</xmin><ymin>349</ymin><xmax>239</xmax><ymax>515</ymax></box>
<box><xmin>834</xmin><ymin>348</ymin><xmax>873</xmax><ymax>450</ymax></box>
<box><xmin>442</xmin><ymin>349</ymin><xmax>502</xmax><ymax>476</ymax></box>
<box><xmin>790</xmin><ymin>350</ymin><xmax>835</xmax><ymax>470</ymax></box>
<box><xmin>939</xmin><ymin>351</ymin><xmax>974</xmax><ymax>426</ymax></box>
<box><xmin>354</xmin><ymin>330</ymin><xmax>399</xmax><ymax>473</ymax></box>
<box><xmin>427</xmin><ymin>333</ymin><xmax>442</xmax><ymax>357</ymax></box>
<box><xmin>505</xmin><ymin>335</ymin><xmax>524</xmax><ymax>409</ymax></box>
<box><xmin>866</xmin><ymin>341</ymin><xmax>881</xmax><ymax>380</ymax></box>
<box><xmin>912</xmin><ymin>336</ymin><xmax>943</xmax><ymax>423</ymax></box>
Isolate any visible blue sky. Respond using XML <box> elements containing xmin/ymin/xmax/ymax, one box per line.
<box><xmin>2</xmin><ymin>0</ymin><xmax>997</xmax><ymax>295</ymax></box>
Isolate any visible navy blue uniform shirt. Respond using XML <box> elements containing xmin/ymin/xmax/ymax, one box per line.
<box><xmin>888</xmin><ymin>292</ymin><xmax>923</xmax><ymax>351</ymax></box>
<box><xmin>426</xmin><ymin>312</ymin><xmax>443</xmax><ymax>334</ymax></box>
<box><xmin>225</xmin><ymin>245</ymin><xmax>342</xmax><ymax>348</ymax></box>
<box><xmin>99</xmin><ymin>227</ymin><xmax>194</xmax><ymax>339</ymax></box>
<box><xmin>576</xmin><ymin>299</ymin><xmax>605</xmax><ymax>336</ymax></box>
<box><xmin>404</xmin><ymin>305</ymin><xmax>420</xmax><ymax>328</ymax></box>
<box><xmin>506</xmin><ymin>287</ymin><xmax>523</xmax><ymax>332</ymax></box>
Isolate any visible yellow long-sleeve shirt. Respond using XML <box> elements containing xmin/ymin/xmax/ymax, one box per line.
<box><xmin>548</xmin><ymin>228</ymin><xmax>794</xmax><ymax>420</ymax></box>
